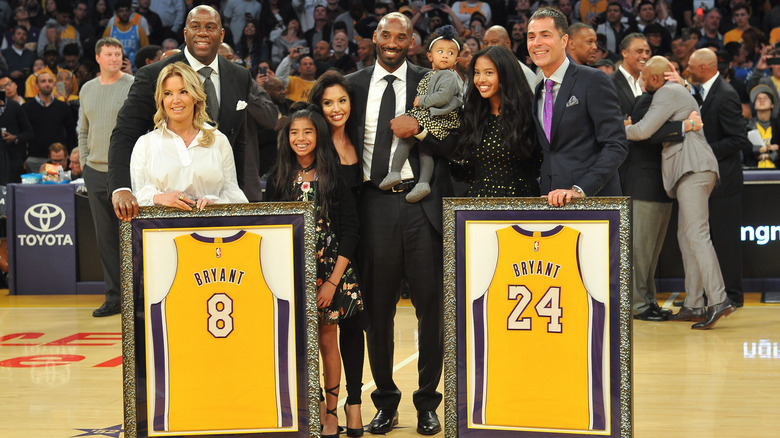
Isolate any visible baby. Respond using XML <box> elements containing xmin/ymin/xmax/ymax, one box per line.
<box><xmin>379</xmin><ymin>25</ymin><xmax>462</xmax><ymax>202</ymax></box>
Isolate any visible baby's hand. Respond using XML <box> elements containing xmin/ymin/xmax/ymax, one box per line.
<box><xmin>414</xmin><ymin>96</ymin><xmax>420</xmax><ymax>107</ymax></box>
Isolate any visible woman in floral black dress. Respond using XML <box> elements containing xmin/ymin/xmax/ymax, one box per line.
<box><xmin>266</xmin><ymin>103</ymin><xmax>362</xmax><ymax>438</ymax></box>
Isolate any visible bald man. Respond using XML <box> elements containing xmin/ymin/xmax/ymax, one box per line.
<box><xmin>687</xmin><ymin>48</ymin><xmax>749</xmax><ymax>309</ymax></box>
<box><xmin>566</xmin><ymin>23</ymin><xmax>597</xmax><ymax>65</ymax></box>
<box><xmin>625</xmin><ymin>56</ymin><xmax>735</xmax><ymax>329</ymax></box>
<box><xmin>482</xmin><ymin>25</ymin><xmax>537</xmax><ymax>89</ymax></box>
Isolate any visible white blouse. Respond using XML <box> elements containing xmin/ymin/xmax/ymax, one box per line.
<box><xmin>130</xmin><ymin>123</ymin><xmax>248</xmax><ymax>206</ymax></box>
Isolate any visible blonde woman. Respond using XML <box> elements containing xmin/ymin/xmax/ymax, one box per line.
<box><xmin>130</xmin><ymin>62</ymin><xmax>247</xmax><ymax>209</ymax></box>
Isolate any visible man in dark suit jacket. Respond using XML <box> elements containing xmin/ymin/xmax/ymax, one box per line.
<box><xmin>688</xmin><ymin>48</ymin><xmax>750</xmax><ymax>308</ymax></box>
<box><xmin>108</xmin><ymin>5</ymin><xmax>276</xmax><ymax>220</ymax></box>
<box><xmin>344</xmin><ymin>12</ymin><xmax>455</xmax><ymax>436</ymax></box>
<box><xmin>528</xmin><ymin>7</ymin><xmax>627</xmax><ymax>207</ymax></box>
<box><xmin>612</xmin><ymin>32</ymin><xmax>688</xmax><ymax>321</ymax></box>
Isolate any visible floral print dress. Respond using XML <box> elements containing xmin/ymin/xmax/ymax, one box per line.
<box><xmin>295</xmin><ymin>180</ymin><xmax>363</xmax><ymax>325</ymax></box>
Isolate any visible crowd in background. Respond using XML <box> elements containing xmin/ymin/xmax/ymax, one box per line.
<box><xmin>2</xmin><ymin>0</ymin><xmax>780</xmax><ymax>186</ymax></box>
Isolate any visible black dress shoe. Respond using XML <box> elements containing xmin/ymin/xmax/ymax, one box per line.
<box><xmin>673</xmin><ymin>300</ymin><xmax>684</xmax><ymax>307</ymax></box>
<box><xmin>93</xmin><ymin>301</ymin><xmax>121</xmax><ymax>317</ymax></box>
<box><xmin>651</xmin><ymin>303</ymin><xmax>673</xmax><ymax>316</ymax></box>
<box><xmin>367</xmin><ymin>409</ymin><xmax>397</xmax><ymax>435</ymax></box>
<box><xmin>692</xmin><ymin>299</ymin><xmax>736</xmax><ymax>330</ymax></box>
<box><xmin>417</xmin><ymin>410</ymin><xmax>441</xmax><ymax>435</ymax></box>
<box><xmin>633</xmin><ymin>307</ymin><xmax>668</xmax><ymax>321</ymax></box>
<box><xmin>669</xmin><ymin>306</ymin><xmax>706</xmax><ymax>321</ymax></box>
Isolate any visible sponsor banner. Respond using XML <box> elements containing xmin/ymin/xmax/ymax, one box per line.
<box><xmin>8</xmin><ymin>184</ymin><xmax>77</xmax><ymax>294</ymax></box>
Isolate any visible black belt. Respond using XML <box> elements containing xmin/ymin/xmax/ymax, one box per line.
<box><xmin>389</xmin><ymin>179</ymin><xmax>416</xmax><ymax>193</ymax></box>
<box><xmin>364</xmin><ymin>179</ymin><xmax>417</xmax><ymax>193</ymax></box>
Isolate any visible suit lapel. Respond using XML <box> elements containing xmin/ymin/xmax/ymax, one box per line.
<box><xmin>216</xmin><ymin>57</ymin><xmax>236</xmax><ymax>125</ymax></box>
<box><xmin>550</xmin><ymin>63</ymin><xmax>577</xmax><ymax>144</ymax></box>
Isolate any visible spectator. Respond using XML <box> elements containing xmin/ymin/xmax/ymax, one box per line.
<box><xmin>136</xmin><ymin>0</ymin><xmax>164</xmax><ymax>45</ymax></box>
<box><xmin>746</xmin><ymin>84</ymin><xmax>780</xmax><ymax>167</ymax></box>
<box><xmin>134</xmin><ymin>44</ymin><xmax>162</xmax><ymax>70</ymax></box>
<box><xmin>643</xmin><ymin>22</ymin><xmax>670</xmax><ymax>57</ymax></box>
<box><xmin>324</xmin><ymin>0</ymin><xmax>345</xmax><ymax>25</ymax></box>
<box><xmin>557</xmin><ymin>0</ymin><xmax>578</xmax><ymax>24</ymax></box>
<box><xmin>465</xmin><ymin>35</ymin><xmax>480</xmax><ymax>53</ymax></box>
<box><xmin>260</xmin><ymin>0</ymin><xmax>299</xmax><ymax>42</ymax></box>
<box><xmin>723</xmin><ymin>4</ymin><xmax>751</xmax><ymax>46</ymax></box>
<box><xmin>22</xmin><ymin>70</ymin><xmax>76</xmax><ymax>172</ymax></box>
<box><xmin>277</xmin><ymin>48</ymin><xmax>317</xmax><ymax>101</ymax></box>
<box><xmin>481</xmin><ymin>25</ymin><xmax>536</xmax><ymax>90</ymax></box>
<box><xmin>654</xmin><ymin>0</ymin><xmax>677</xmax><ymax>36</ymax></box>
<box><xmin>2</xmin><ymin>26</ymin><xmax>36</xmax><ymax>92</ymax></box>
<box><xmin>330</xmin><ymin>28</ymin><xmax>357</xmax><ymax>73</ymax></box>
<box><xmin>355</xmin><ymin>1</ymin><xmax>388</xmax><ymax>39</ymax></box>
<box><xmin>36</xmin><ymin>0</ymin><xmax>81</xmax><ymax>56</ymax></box>
<box><xmin>148</xmin><ymin>0</ymin><xmax>186</xmax><ymax>42</ymax></box>
<box><xmin>71</xmin><ymin>0</ymin><xmax>96</xmax><ymax>60</ymax></box>
<box><xmin>61</xmin><ymin>42</ymin><xmax>80</xmax><ymax>72</ymax></box>
<box><xmin>747</xmin><ymin>47</ymin><xmax>780</xmax><ymax>119</ymax></box>
<box><xmin>69</xmin><ymin>146</ymin><xmax>82</xmax><ymax>178</ymax></box>
<box><xmin>40</xmin><ymin>141</ymin><xmax>68</xmax><ymax>171</ymax></box>
<box><xmin>452</xmin><ymin>0</ymin><xmax>492</xmax><ymax>28</ymax></box>
<box><xmin>271</xmin><ymin>18</ymin><xmax>306</xmax><ymax>67</ymax></box>
<box><xmin>103</xmin><ymin>0</ymin><xmax>149</xmax><ymax>68</ymax></box>
<box><xmin>635</xmin><ymin>1</ymin><xmax>656</xmax><ymax>32</ymax></box>
<box><xmin>239</xmin><ymin>21</ymin><xmax>263</xmax><ymax>70</ymax></box>
<box><xmin>313</xmin><ymin>40</ymin><xmax>334</xmax><ymax>74</ymax></box>
<box><xmin>0</xmin><ymin>75</ymin><xmax>25</xmax><ymax>104</ymax></box>
<box><xmin>25</xmin><ymin>43</ymin><xmax>75</xmax><ymax>98</ymax></box>
<box><xmin>509</xmin><ymin>15</ymin><xmax>530</xmax><ymax>62</ymax></box>
<box><xmin>699</xmin><ymin>8</ymin><xmax>723</xmax><ymax>49</ymax></box>
<box><xmin>91</xmin><ymin>0</ymin><xmax>113</xmax><ymax>38</ymax></box>
<box><xmin>258</xmin><ymin>75</ymin><xmax>293</xmax><ymax>176</ymax></box>
<box><xmin>223</xmin><ymin>0</ymin><xmax>261</xmax><ymax>47</ymax></box>
<box><xmin>304</xmin><ymin>4</ymin><xmax>333</xmax><ymax>49</ymax></box>
<box><xmin>334</xmin><ymin>0</ymin><xmax>365</xmax><ymax>43</ymax></box>
<box><xmin>7</xmin><ymin>6</ymin><xmax>40</xmax><ymax>53</ymax></box>
<box><xmin>0</xmin><ymin>77</ymin><xmax>33</xmax><ymax>183</ymax></box>
<box><xmin>595</xmin><ymin>2</ymin><xmax>637</xmax><ymax>54</ymax></box>
<box><xmin>161</xmin><ymin>37</ymin><xmax>178</xmax><ymax>52</ymax></box>
<box><xmin>356</xmin><ymin>38</ymin><xmax>374</xmax><ymax>70</ymax></box>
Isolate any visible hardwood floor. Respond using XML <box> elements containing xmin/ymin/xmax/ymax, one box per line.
<box><xmin>1</xmin><ymin>290</ymin><xmax>778</xmax><ymax>437</ymax></box>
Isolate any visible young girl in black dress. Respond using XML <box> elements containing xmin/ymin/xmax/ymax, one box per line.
<box><xmin>267</xmin><ymin>103</ymin><xmax>363</xmax><ymax>438</ymax></box>
<box><xmin>455</xmin><ymin>45</ymin><xmax>541</xmax><ymax>197</ymax></box>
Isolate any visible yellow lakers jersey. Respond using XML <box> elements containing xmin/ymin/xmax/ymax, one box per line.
<box><xmin>148</xmin><ymin>231</ymin><xmax>291</xmax><ymax>433</ymax></box>
<box><xmin>472</xmin><ymin>225</ymin><xmax>605</xmax><ymax>430</ymax></box>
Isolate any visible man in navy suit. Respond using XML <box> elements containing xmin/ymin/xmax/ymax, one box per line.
<box><xmin>108</xmin><ymin>5</ymin><xmax>276</xmax><ymax>221</ymax></box>
<box><xmin>528</xmin><ymin>7</ymin><xmax>628</xmax><ymax>207</ymax></box>
<box><xmin>345</xmin><ymin>12</ymin><xmax>455</xmax><ymax>436</ymax></box>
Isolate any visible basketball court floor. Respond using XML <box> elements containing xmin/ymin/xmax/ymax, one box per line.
<box><xmin>1</xmin><ymin>290</ymin><xmax>779</xmax><ymax>438</ymax></box>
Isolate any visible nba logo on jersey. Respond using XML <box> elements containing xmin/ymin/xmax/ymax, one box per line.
<box><xmin>534</xmin><ymin>240</ymin><xmax>539</xmax><ymax>252</ymax></box>
<box><xmin>216</xmin><ymin>247</ymin><xmax>222</xmax><ymax>258</ymax></box>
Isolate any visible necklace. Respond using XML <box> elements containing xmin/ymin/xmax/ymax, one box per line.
<box><xmin>297</xmin><ymin>163</ymin><xmax>315</xmax><ymax>182</ymax></box>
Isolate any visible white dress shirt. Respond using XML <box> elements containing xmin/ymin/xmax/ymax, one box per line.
<box><xmin>700</xmin><ymin>71</ymin><xmax>719</xmax><ymax>102</ymax></box>
<box><xmin>130</xmin><ymin>123</ymin><xmax>247</xmax><ymax>205</ymax></box>
<box><xmin>362</xmin><ymin>61</ymin><xmax>414</xmax><ymax>182</ymax></box>
<box><xmin>618</xmin><ymin>65</ymin><xmax>643</xmax><ymax>97</ymax></box>
<box><xmin>184</xmin><ymin>49</ymin><xmax>221</xmax><ymax>106</ymax></box>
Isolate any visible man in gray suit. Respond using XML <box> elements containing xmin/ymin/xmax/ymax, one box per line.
<box><xmin>625</xmin><ymin>56</ymin><xmax>736</xmax><ymax>330</ymax></box>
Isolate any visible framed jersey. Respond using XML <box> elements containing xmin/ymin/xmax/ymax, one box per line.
<box><xmin>442</xmin><ymin>197</ymin><xmax>632</xmax><ymax>437</ymax></box>
<box><xmin>119</xmin><ymin>203</ymin><xmax>319</xmax><ymax>438</ymax></box>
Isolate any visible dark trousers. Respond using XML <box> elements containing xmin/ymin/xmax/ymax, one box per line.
<box><xmin>83</xmin><ymin>165</ymin><xmax>121</xmax><ymax>305</ymax></box>
<box><xmin>709</xmin><ymin>191</ymin><xmax>743</xmax><ymax>306</ymax></box>
<box><xmin>359</xmin><ymin>184</ymin><xmax>443</xmax><ymax>412</ymax></box>
<box><xmin>339</xmin><ymin>314</ymin><xmax>365</xmax><ymax>405</ymax></box>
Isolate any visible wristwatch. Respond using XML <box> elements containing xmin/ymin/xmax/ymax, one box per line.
<box><xmin>571</xmin><ymin>185</ymin><xmax>586</xmax><ymax>197</ymax></box>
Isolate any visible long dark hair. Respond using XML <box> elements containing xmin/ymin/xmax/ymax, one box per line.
<box><xmin>269</xmin><ymin>102</ymin><xmax>340</xmax><ymax>219</ymax></box>
<box><xmin>308</xmin><ymin>71</ymin><xmax>356</xmax><ymax>137</ymax></box>
<box><xmin>457</xmin><ymin>45</ymin><xmax>537</xmax><ymax>159</ymax></box>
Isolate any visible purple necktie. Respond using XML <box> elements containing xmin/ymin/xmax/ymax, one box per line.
<box><xmin>543</xmin><ymin>79</ymin><xmax>554</xmax><ymax>142</ymax></box>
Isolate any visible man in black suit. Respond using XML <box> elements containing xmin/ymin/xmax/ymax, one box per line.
<box><xmin>108</xmin><ymin>5</ymin><xmax>276</xmax><ymax>220</ymax></box>
<box><xmin>345</xmin><ymin>12</ymin><xmax>455</xmax><ymax>436</ymax></box>
<box><xmin>528</xmin><ymin>7</ymin><xmax>627</xmax><ymax>207</ymax></box>
<box><xmin>688</xmin><ymin>48</ymin><xmax>750</xmax><ymax>308</ymax></box>
<box><xmin>612</xmin><ymin>33</ymin><xmax>684</xmax><ymax>321</ymax></box>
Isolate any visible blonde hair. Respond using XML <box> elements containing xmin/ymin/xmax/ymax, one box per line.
<box><xmin>153</xmin><ymin>62</ymin><xmax>216</xmax><ymax>146</ymax></box>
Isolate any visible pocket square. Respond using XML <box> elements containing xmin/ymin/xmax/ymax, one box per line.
<box><xmin>236</xmin><ymin>100</ymin><xmax>247</xmax><ymax>111</ymax></box>
<box><xmin>566</xmin><ymin>96</ymin><xmax>579</xmax><ymax>107</ymax></box>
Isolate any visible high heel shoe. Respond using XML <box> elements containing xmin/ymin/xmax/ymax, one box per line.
<box><xmin>344</xmin><ymin>404</ymin><xmax>364</xmax><ymax>437</ymax></box>
<box><xmin>322</xmin><ymin>385</ymin><xmax>340</xmax><ymax>438</ymax></box>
